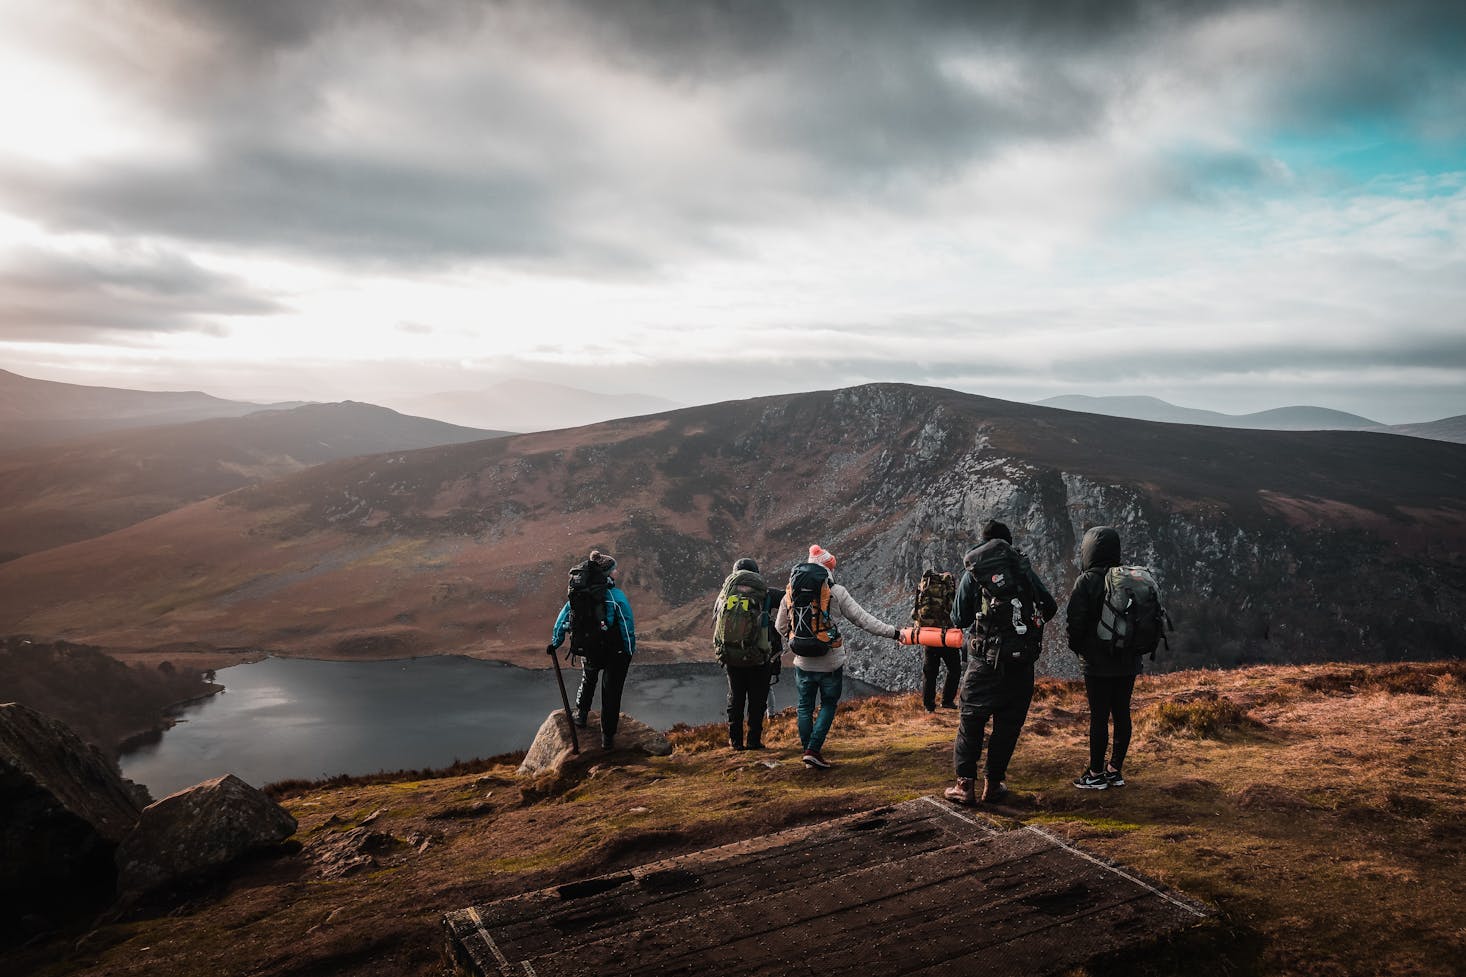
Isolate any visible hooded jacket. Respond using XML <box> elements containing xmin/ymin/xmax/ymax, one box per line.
<box><xmin>1065</xmin><ymin>526</ymin><xmax>1140</xmax><ymax>676</ymax></box>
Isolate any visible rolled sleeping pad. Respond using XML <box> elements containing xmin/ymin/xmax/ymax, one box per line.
<box><xmin>899</xmin><ymin>626</ymin><xmax>965</xmax><ymax>649</ymax></box>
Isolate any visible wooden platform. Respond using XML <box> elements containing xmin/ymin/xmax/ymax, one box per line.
<box><xmin>443</xmin><ymin>796</ymin><xmax>1207</xmax><ymax>977</ymax></box>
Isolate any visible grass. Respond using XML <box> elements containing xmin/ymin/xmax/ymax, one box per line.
<box><xmin>6</xmin><ymin>660</ymin><xmax>1464</xmax><ymax>977</ymax></box>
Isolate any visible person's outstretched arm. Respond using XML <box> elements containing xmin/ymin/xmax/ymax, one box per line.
<box><xmin>951</xmin><ymin>572</ymin><xmax>979</xmax><ymax>630</ymax></box>
<box><xmin>832</xmin><ymin>584</ymin><xmax>899</xmax><ymax>639</ymax></box>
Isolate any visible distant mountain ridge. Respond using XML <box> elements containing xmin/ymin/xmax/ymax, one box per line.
<box><xmin>0</xmin><ymin>368</ymin><xmax>307</xmax><ymax>450</ymax></box>
<box><xmin>0</xmin><ymin>402</ymin><xmax>507</xmax><ymax>562</ymax></box>
<box><xmin>388</xmin><ymin>379</ymin><xmax>682</xmax><ymax>432</ymax></box>
<box><xmin>2</xmin><ymin>383</ymin><xmax>1461</xmax><ymax>686</ymax></box>
<box><xmin>1036</xmin><ymin>394</ymin><xmax>1380</xmax><ymax>431</ymax></box>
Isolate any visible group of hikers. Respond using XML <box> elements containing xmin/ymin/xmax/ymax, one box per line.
<box><xmin>546</xmin><ymin>522</ymin><xmax>1170</xmax><ymax>804</ymax></box>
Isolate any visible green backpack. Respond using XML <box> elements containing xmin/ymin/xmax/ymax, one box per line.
<box><xmin>713</xmin><ymin>569</ymin><xmax>772</xmax><ymax>667</ymax></box>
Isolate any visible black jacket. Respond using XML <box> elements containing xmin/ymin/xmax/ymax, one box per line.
<box><xmin>1065</xmin><ymin>526</ymin><xmax>1142</xmax><ymax>677</ymax></box>
<box><xmin>951</xmin><ymin>540</ymin><xmax>1058</xmax><ymax>633</ymax></box>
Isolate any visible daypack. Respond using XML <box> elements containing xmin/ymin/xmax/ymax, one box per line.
<box><xmin>965</xmin><ymin>540</ymin><xmax>1043</xmax><ymax>668</ymax></box>
<box><xmin>1096</xmin><ymin>565</ymin><xmax>1170</xmax><ymax>659</ymax></box>
<box><xmin>911</xmin><ymin>570</ymin><xmax>956</xmax><ymax>627</ymax></box>
<box><xmin>786</xmin><ymin>562</ymin><xmax>842</xmax><ymax>657</ymax></box>
<box><xmin>714</xmin><ymin>569</ymin><xmax>772</xmax><ymax>667</ymax></box>
<box><xmin>567</xmin><ymin>559</ymin><xmax>620</xmax><ymax>663</ymax></box>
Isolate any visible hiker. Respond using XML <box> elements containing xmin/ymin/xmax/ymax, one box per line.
<box><xmin>944</xmin><ymin>520</ymin><xmax>1057</xmax><ymax>806</ymax></box>
<box><xmin>1066</xmin><ymin>525</ymin><xmax>1165</xmax><ymax>790</ymax></box>
<box><xmin>712</xmin><ymin>558</ymin><xmax>782</xmax><ymax>750</ymax></box>
<box><xmin>546</xmin><ymin>549</ymin><xmax>637</xmax><ymax>750</ymax></box>
<box><xmin>912</xmin><ymin>570</ymin><xmax>960</xmax><ymax>711</ymax></box>
<box><xmin>775</xmin><ymin>544</ymin><xmax>901</xmax><ymax>769</ymax></box>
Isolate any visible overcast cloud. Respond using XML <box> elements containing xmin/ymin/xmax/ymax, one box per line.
<box><xmin>0</xmin><ymin>0</ymin><xmax>1463</xmax><ymax>422</ymax></box>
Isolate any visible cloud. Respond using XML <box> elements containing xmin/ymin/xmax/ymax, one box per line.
<box><xmin>0</xmin><ymin>245</ymin><xmax>287</xmax><ymax>341</ymax></box>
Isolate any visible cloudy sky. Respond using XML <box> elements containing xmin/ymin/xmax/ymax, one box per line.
<box><xmin>1</xmin><ymin>0</ymin><xmax>1463</xmax><ymax>422</ymax></box>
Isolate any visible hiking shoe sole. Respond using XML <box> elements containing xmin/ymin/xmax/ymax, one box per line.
<box><xmin>802</xmin><ymin>753</ymin><xmax>832</xmax><ymax>769</ymax></box>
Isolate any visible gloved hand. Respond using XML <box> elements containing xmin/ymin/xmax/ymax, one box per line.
<box><xmin>545</xmin><ymin>643</ymin><xmax>558</xmax><ymax>657</ymax></box>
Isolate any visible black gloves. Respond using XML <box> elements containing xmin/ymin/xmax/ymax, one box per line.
<box><xmin>546</xmin><ymin>643</ymin><xmax>558</xmax><ymax>657</ymax></box>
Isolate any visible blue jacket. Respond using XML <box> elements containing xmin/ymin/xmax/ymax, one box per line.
<box><xmin>551</xmin><ymin>584</ymin><xmax>636</xmax><ymax>656</ymax></box>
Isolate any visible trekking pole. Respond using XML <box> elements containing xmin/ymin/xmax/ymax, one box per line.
<box><xmin>548</xmin><ymin>646</ymin><xmax>580</xmax><ymax>755</ymax></box>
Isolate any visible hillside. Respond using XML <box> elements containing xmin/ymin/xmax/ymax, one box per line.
<box><xmin>0</xmin><ymin>637</ymin><xmax>218</xmax><ymax>755</ymax></box>
<box><xmin>1036</xmin><ymin>394</ymin><xmax>1380</xmax><ymax>431</ymax></box>
<box><xmin>6</xmin><ymin>661</ymin><xmax>1463</xmax><ymax>977</ymax></box>
<box><xmin>1</xmin><ymin>384</ymin><xmax>1462</xmax><ymax>683</ymax></box>
<box><xmin>0</xmin><ymin>402</ymin><xmax>507</xmax><ymax>561</ymax></box>
<box><xmin>0</xmin><ymin>368</ymin><xmax>304</xmax><ymax>450</ymax></box>
<box><xmin>1387</xmin><ymin>413</ymin><xmax>1466</xmax><ymax>445</ymax></box>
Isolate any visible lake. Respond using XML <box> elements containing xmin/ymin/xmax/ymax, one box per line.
<box><xmin>119</xmin><ymin>656</ymin><xmax>886</xmax><ymax>797</ymax></box>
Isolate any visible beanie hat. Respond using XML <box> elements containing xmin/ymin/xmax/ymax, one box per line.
<box><xmin>980</xmin><ymin>520</ymin><xmax>1012</xmax><ymax>544</ymax></box>
<box><xmin>733</xmin><ymin>557</ymin><xmax>760</xmax><ymax>573</ymax></box>
<box><xmin>589</xmin><ymin>549</ymin><xmax>617</xmax><ymax>572</ymax></box>
<box><xmin>808</xmin><ymin>544</ymin><xmax>837</xmax><ymax>570</ymax></box>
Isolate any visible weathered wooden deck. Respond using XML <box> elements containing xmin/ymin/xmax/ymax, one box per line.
<box><xmin>443</xmin><ymin>796</ymin><xmax>1207</xmax><ymax>977</ymax></box>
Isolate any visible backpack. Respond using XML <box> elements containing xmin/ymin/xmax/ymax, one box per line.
<box><xmin>965</xmin><ymin>540</ymin><xmax>1043</xmax><ymax>668</ymax></box>
<box><xmin>567</xmin><ymin>560</ymin><xmax>620</xmax><ymax>664</ymax></box>
<box><xmin>714</xmin><ymin>569</ymin><xmax>772</xmax><ymax>667</ymax></box>
<box><xmin>786</xmin><ymin>562</ymin><xmax>842</xmax><ymax>656</ymax></box>
<box><xmin>1096</xmin><ymin>566</ymin><xmax>1170</xmax><ymax>659</ymax></box>
<box><xmin>911</xmin><ymin>570</ymin><xmax>956</xmax><ymax>627</ymax></box>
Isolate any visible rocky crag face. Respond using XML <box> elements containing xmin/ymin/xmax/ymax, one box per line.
<box><xmin>1</xmin><ymin>384</ymin><xmax>1461</xmax><ymax>689</ymax></box>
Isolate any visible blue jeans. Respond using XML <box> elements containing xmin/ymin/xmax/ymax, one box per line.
<box><xmin>795</xmin><ymin>667</ymin><xmax>843</xmax><ymax>753</ymax></box>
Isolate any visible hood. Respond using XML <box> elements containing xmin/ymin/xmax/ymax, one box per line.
<box><xmin>1081</xmin><ymin>526</ymin><xmax>1122</xmax><ymax>572</ymax></box>
<box><xmin>963</xmin><ymin>538</ymin><xmax>1012</xmax><ymax>567</ymax></box>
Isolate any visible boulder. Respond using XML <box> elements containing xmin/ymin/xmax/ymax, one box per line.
<box><xmin>518</xmin><ymin>710</ymin><xmax>672</xmax><ymax>777</ymax></box>
<box><xmin>115</xmin><ymin>773</ymin><xmax>297</xmax><ymax>900</ymax></box>
<box><xmin>1</xmin><ymin>702</ymin><xmax>147</xmax><ymax>928</ymax></box>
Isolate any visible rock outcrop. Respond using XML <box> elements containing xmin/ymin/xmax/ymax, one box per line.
<box><xmin>518</xmin><ymin>711</ymin><xmax>673</xmax><ymax>777</ymax></box>
<box><xmin>1</xmin><ymin>702</ymin><xmax>147</xmax><ymax>930</ymax></box>
<box><xmin>115</xmin><ymin>773</ymin><xmax>297</xmax><ymax>900</ymax></box>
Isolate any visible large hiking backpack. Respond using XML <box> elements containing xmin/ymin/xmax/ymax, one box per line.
<box><xmin>786</xmin><ymin>562</ymin><xmax>842</xmax><ymax>657</ymax></box>
<box><xmin>965</xmin><ymin>540</ymin><xmax>1043</xmax><ymax>668</ymax></box>
<box><xmin>911</xmin><ymin>570</ymin><xmax>956</xmax><ymax>627</ymax></box>
<box><xmin>714</xmin><ymin>569</ymin><xmax>772</xmax><ymax>667</ymax></box>
<box><xmin>1096</xmin><ymin>565</ymin><xmax>1170</xmax><ymax>659</ymax></box>
<box><xmin>567</xmin><ymin>559</ymin><xmax>620</xmax><ymax>664</ymax></box>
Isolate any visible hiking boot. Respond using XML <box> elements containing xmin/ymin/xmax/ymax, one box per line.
<box><xmin>940</xmin><ymin>700</ymin><xmax>957</xmax><ymax>710</ymax></box>
<box><xmin>1105</xmin><ymin>765</ymin><xmax>1126</xmax><ymax>788</ymax></box>
<box><xmin>574</xmin><ymin>709</ymin><xmax>588</xmax><ymax>729</ymax></box>
<box><xmin>601</xmin><ymin>734</ymin><xmax>615</xmax><ymax>751</ymax></box>
<box><xmin>802</xmin><ymin>750</ymin><xmax>832</xmax><ymax>770</ymax></box>
<box><xmin>746</xmin><ymin>722</ymin><xmax>765</xmax><ymax>749</ymax></box>
<box><xmin>728</xmin><ymin>723</ymin><xmax>744</xmax><ymax>751</ymax></box>
<box><xmin>981</xmin><ymin>778</ymin><xmax>1009</xmax><ymax>804</ymax></box>
<box><xmin>943</xmin><ymin>777</ymin><xmax>976</xmax><ymax>806</ymax></box>
<box><xmin>1072</xmin><ymin>769</ymin><xmax>1109</xmax><ymax>790</ymax></box>
<box><xmin>745</xmin><ymin>738</ymin><xmax>766</xmax><ymax>750</ymax></box>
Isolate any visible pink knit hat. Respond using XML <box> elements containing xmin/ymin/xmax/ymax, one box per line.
<box><xmin>808</xmin><ymin>544</ymin><xmax>836</xmax><ymax>570</ymax></box>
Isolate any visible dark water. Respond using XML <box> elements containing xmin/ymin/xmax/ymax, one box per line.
<box><xmin>119</xmin><ymin>656</ymin><xmax>885</xmax><ymax>797</ymax></box>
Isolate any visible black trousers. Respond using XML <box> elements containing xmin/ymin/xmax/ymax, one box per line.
<box><xmin>953</xmin><ymin>660</ymin><xmax>1035</xmax><ymax>782</ymax></box>
<box><xmin>575</xmin><ymin>653</ymin><xmax>631</xmax><ymax>737</ymax></box>
<box><xmin>921</xmin><ymin>647</ymin><xmax>961</xmax><ymax>710</ymax></box>
<box><xmin>1085</xmin><ymin>673</ymin><xmax>1137</xmax><ymax>773</ymax></box>
<box><xmin>725</xmin><ymin>662</ymin><xmax>773</xmax><ymax>744</ymax></box>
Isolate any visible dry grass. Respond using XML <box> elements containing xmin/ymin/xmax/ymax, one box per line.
<box><xmin>1141</xmin><ymin>691</ymin><xmax>1256</xmax><ymax>738</ymax></box>
<box><xmin>8</xmin><ymin>660</ymin><xmax>1465</xmax><ymax>977</ymax></box>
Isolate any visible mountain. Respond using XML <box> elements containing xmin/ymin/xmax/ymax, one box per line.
<box><xmin>0</xmin><ymin>402</ymin><xmax>507</xmax><ymax>562</ymax></box>
<box><xmin>388</xmin><ymin>379</ymin><xmax>683</xmax><ymax>432</ymax></box>
<box><xmin>0</xmin><ymin>368</ymin><xmax>307</xmax><ymax>450</ymax></box>
<box><xmin>1037</xmin><ymin>394</ymin><xmax>1380</xmax><ymax>431</ymax></box>
<box><xmin>1385</xmin><ymin>413</ymin><xmax>1466</xmax><ymax>445</ymax></box>
<box><xmin>1</xmin><ymin>384</ymin><xmax>1461</xmax><ymax>682</ymax></box>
